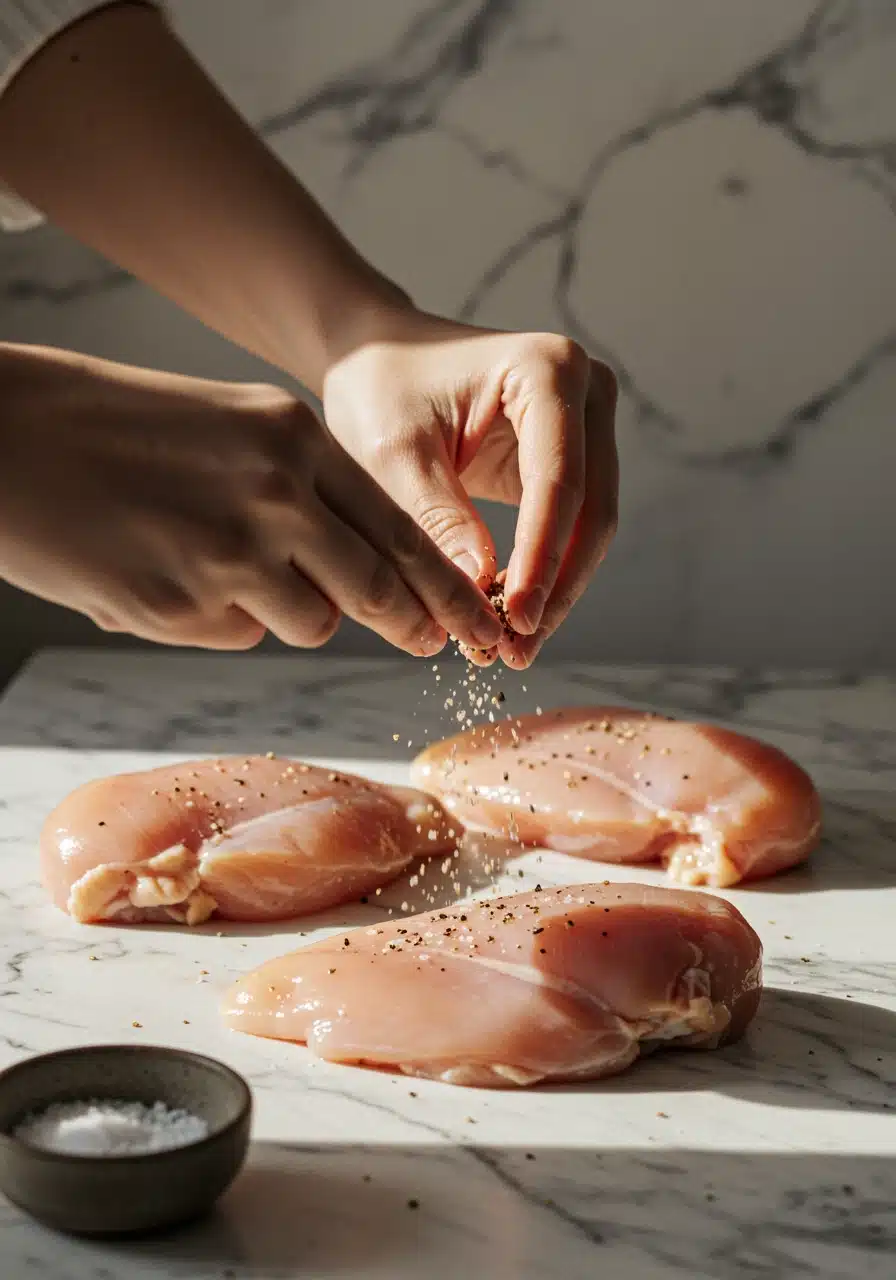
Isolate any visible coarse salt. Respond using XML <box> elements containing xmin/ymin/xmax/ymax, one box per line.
<box><xmin>12</xmin><ymin>1099</ymin><xmax>208</xmax><ymax>1156</ymax></box>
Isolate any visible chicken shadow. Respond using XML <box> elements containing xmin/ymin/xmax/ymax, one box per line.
<box><xmin>734</xmin><ymin>789</ymin><xmax>896</xmax><ymax>896</ymax></box>
<box><xmin>548</xmin><ymin>986</ymin><xmax>896</xmax><ymax>1118</ymax></box>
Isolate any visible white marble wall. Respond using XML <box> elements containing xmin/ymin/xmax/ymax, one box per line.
<box><xmin>1</xmin><ymin>0</ymin><xmax>894</xmax><ymax>673</ymax></box>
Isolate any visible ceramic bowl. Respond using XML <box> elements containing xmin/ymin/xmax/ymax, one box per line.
<box><xmin>0</xmin><ymin>1044</ymin><xmax>251</xmax><ymax>1236</ymax></box>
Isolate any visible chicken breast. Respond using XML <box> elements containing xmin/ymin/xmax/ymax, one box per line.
<box><xmin>41</xmin><ymin>756</ymin><xmax>457</xmax><ymax>925</ymax></box>
<box><xmin>411</xmin><ymin>707</ymin><xmax>820</xmax><ymax>887</ymax></box>
<box><xmin>223</xmin><ymin>882</ymin><xmax>762</xmax><ymax>1087</ymax></box>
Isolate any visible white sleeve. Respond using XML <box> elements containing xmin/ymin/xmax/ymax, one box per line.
<box><xmin>0</xmin><ymin>1</ymin><xmax>159</xmax><ymax>231</ymax></box>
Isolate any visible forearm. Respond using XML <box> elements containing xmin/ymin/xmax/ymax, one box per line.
<box><xmin>0</xmin><ymin>3</ymin><xmax>406</xmax><ymax>394</ymax></box>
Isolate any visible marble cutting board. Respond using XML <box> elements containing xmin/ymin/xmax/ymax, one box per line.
<box><xmin>0</xmin><ymin>650</ymin><xmax>893</xmax><ymax>1279</ymax></box>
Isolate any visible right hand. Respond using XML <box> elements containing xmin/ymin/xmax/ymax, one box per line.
<box><xmin>0</xmin><ymin>344</ymin><xmax>505</xmax><ymax>654</ymax></box>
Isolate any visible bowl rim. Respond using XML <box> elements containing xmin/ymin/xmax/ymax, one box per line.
<box><xmin>0</xmin><ymin>1043</ymin><xmax>252</xmax><ymax>1165</ymax></box>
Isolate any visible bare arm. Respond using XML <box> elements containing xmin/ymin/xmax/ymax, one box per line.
<box><xmin>0</xmin><ymin>3</ymin><xmax>405</xmax><ymax>395</ymax></box>
<box><xmin>0</xmin><ymin>3</ymin><xmax>618</xmax><ymax>664</ymax></box>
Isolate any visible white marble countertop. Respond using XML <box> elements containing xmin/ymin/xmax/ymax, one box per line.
<box><xmin>0</xmin><ymin>650</ymin><xmax>893</xmax><ymax>1279</ymax></box>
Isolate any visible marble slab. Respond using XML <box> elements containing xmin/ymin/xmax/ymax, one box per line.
<box><xmin>0</xmin><ymin>650</ymin><xmax>893</xmax><ymax>1278</ymax></box>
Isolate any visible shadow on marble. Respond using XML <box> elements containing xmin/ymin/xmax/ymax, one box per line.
<box><xmin>740</xmin><ymin>790</ymin><xmax>896</xmax><ymax>896</ymax></box>
<box><xmin>546</xmin><ymin>988</ymin><xmax>896</xmax><ymax>1119</ymax></box>
<box><xmin>46</xmin><ymin>1140</ymin><xmax>895</xmax><ymax>1279</ymax></box>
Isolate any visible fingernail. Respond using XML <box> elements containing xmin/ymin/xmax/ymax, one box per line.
<box><xmin>516</xmin><ymin>587</ymin><xmax>546</xmax><ymax>635</ymax></box>
<box><xmin>451</xmin><ymin>552</ymin><xmax>481</xmax><ymax>582</ymax></box>
<box><xmin>417</xmin><ymin>625</ymin><xmax>446</xmax><ymax>657</ymax></box>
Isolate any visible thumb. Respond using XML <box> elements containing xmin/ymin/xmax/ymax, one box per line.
<box><xmin>388</xmin><ymin>434</ymin><xmax>497</xmax><ymax>587</ymax></box>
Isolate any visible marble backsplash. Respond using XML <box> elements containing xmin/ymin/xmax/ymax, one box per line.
<box><xmin>0</xmin><ymin>0</ymin><xmax>893</xmax><ymax>674</ymax></box>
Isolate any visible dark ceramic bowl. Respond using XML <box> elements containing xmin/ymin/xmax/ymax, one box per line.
<box><xmin>0</xmin><ymin>1044</ymin><xmax>251</xmax><ymax>1236</ymax></box>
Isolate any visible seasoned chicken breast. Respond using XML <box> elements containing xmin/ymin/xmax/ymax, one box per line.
<box><xmin>411</xmin><ymin>707</ymin><xmax>820</xmax><ymax>886</ymax></box>
<box><xmin>41</xmin><ymin>756</ymin><xmax>456</xmax><ymax>925</ymax></box>
<box><xmin>223</xmin><ymin>882</ymin><xmax>762</xmax><ymax>1088</ymax></box>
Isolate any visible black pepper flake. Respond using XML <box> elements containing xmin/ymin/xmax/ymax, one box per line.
<box><xmin>407</xmin><ymin>1199</ymin><xmax>420</xmax><ymax>1210</ymax></box>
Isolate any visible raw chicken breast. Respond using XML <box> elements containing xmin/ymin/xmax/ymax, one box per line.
<box><xmin>223</xmin><ymin>882</ymin><xmax>762</xmax><ymax>1088</ymax></box>
<box><xmin>411</xmin><ymin>707</ymin><xmax>820</xmax><ymax>887</ymax></box>
<box><xmin>41</xmin><ymin>756</ymin><xmax>457</xmax><ymax>925</ymax></box>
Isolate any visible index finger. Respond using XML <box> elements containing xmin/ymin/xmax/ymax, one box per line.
<box><xmin>318</xmin><ymin>447</ymin><xmax>505</xmax><ymax>653</ymax></box>
<box><xmin>502</xmin><ymin>349</ymin><xmax>589</xmax><ymax>634</ymax></box>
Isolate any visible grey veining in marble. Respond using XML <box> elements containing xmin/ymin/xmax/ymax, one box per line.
<box><xmin>0</xmin><ymin>649</ymin><xmax>893</xmax><ymax>1278</ymax></box>
<box><xmin>0</xmin><ymin>0</ymin><xmax>894</xmax><ymax>670</ymax></box>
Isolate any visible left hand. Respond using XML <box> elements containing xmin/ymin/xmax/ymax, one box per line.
<box><xmin>323</xmin><ymin>310</ymin><xmax>619</xmax><ymax>667</ymax></box>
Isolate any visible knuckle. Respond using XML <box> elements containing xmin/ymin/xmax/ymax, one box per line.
<box><xmin>527</xmin><ymin>333</ymin><xmax>588</xmax><ymax>379</ymax></box>
<box><xmin>135</xmin><ymin>577</ymin><xmax>196</xmax><ymax>623</ymax></box>
<box><xmin>250</xmin><ymin>460</ymin><xmax>297</xmax><ymax>507</ymax></box>
<box><xmin>357</xmin><ymin>559</ymin><xmax>405</xmax><ymax>620</ymax></box>
<box><xmin>204</xmin><ymin>518</ymin><xmax>258</xmax><ymax>571</ymax></box>
<box><xmin>388</xmin><ymin>512</ymin><xmax>427</xmax><ymax>563</ymax></box>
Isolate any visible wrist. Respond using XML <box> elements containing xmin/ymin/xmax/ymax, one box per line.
<box><xmin>322</xmin><ymin>270</ymin><xmax>415</xmax><ymax>373</ymax></box>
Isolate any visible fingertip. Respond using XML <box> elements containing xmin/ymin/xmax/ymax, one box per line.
<box><xmin>505</xmin><ymin>585</ymin><xmax>546</xmax><ymax>636</ymax></box>
<box><xmin>458</xmin><ymin>640</ymin><xmax>498</xmax><ymax>667</ymax></box>
<box><xmin>414</xmin><ymin>625</ymin><xmax>448</xmax><ymax>659</ymax></box>
<box><xmin>499</xmin><ymin>628</ymin><xmax>546</xmax><ymax>669</ymax></box>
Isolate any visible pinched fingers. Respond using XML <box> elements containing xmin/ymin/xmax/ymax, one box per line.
<box><xmin>500</xmin><ymin>336</ymin><xmax>590</xmax><ymax>635</ymax></box>
<box><xmin>318</xmin><ymin>447</ymin><xmax>504</xmax><ymax>654</ymax></box>
<box><xmin>501</xmin><ymin>358</ymin><xmax>618</xmax><ymax>668</ymax></box>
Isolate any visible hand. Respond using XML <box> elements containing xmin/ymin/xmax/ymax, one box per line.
<box><xmin>0</xmin><ymin>345</ymin><xmax>504</xmax><ymax>655</ymax></box>
<box><xmin>323</xmin><ymin>310</ymin><xmax>619</xmax><ymax>667</ymax></box>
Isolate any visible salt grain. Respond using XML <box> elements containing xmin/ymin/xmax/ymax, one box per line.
<box><xmin>13</xmin><ymin>1099</ymin><xmax>208</xmax><ymax>1157</ymax></box>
